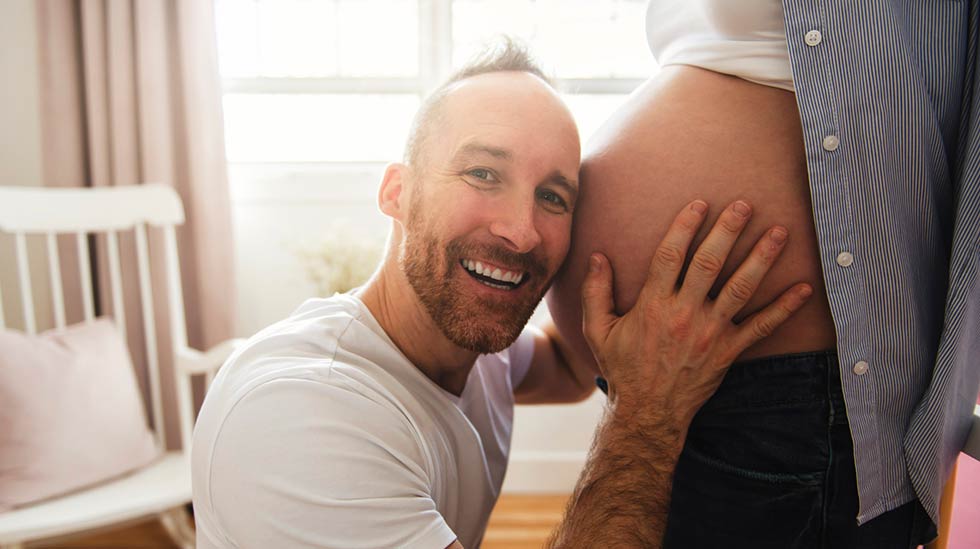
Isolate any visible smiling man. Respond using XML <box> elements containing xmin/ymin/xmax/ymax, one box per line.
<box><xmin>191</xmin><ymin>41</ymin><xmax>813</xmax><ymax>549</ymax></box>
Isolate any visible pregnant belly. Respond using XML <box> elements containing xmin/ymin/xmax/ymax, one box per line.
<box><xmin>548</xmin><ymin>65</ymin><xmax>837</xmax><ymax>363</ymax></box>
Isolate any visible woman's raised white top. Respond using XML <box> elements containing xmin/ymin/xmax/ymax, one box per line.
<box><xmin>646</xmin><ymin>0</ymin><xmax>795</xmax><ymax>92</ymax></box>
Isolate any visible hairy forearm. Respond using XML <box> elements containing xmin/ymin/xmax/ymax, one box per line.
<box><xmin>548</xmin><ymin>405</ymin><xmax>685</xmax><ymax>548</ymax></box>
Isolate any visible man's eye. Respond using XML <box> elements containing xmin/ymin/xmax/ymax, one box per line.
<box><xmin>538</xmin><ymin>189</ymin><xmax>569</xmax><ymax>211</ymax></box>
<box><xmin>467</xmin><ymin>168</ymin><xmax>496</xmax><ymax>182</ymax></box>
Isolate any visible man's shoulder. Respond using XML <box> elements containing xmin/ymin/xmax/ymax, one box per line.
<box><xmin>195</xmin><ymin>294</ymin><xmax>413</xmax><ymax>430</ymax></box>
<box><xmin>192</xmin><ymin>295</ymin><xmax>424</xmax><ymax>472</ymax></box>
<box><xmin>190</xmin><ymin>326</ymin><xmax>438</xmax><ymax>548</ymax></box>
<box><xmin>217</xmin><ymin>294</ymin><xmax>383</xmax><ymax>384</ymax></box>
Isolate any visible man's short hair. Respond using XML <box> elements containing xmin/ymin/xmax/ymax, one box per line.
<box><xmin>403</xmin><ymin>37</ymin><xmax>553</xmax><ymax>168</ymax></box>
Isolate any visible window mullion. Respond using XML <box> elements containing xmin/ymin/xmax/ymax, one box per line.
<box><xmin>556</xmin><ymin>78</ymin><xmax>648</xmax><ymax>95</ymax></box>
<box><xmin>419</xmin><ymin>0</ymin><xmax>453</xmax><ymax>97</ymax></box>
<box><xmin>223</xmin><ymin>77</ymin><xmax>421</xmax><ymax>94</ymax></box>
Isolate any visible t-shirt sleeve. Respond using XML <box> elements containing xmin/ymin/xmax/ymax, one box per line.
<box><xmin>205</xmin><ymin>376</ymin><xmax>458</xmax><ymax>549</ymax></box>
<box><xmin>508</xmin><ymin>325</ymin><xmax>539</xmax><ymax>389</ymax></box>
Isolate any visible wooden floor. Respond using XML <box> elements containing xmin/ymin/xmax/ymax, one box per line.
<box><xmin>26</xmin><ymin>495</ymin><xmax>569</xmax><ymax>548</ymax></box>
<box><xmin>483</xmin><ymin>495</ymin><xmax>568</xmax><ymax>549</ymax></box>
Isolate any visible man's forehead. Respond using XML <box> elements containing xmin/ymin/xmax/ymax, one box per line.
<box><xmin>439</xmin><ymin>71</ymin><xmax>570</xmax><ymax>124</ymax></box>
<box><xmin>439</xmin><ymin>76</ymin><xmax>577</xmax><ymax>140</ymax></box>
<box><xmin>418</xmin><ymin>71</ymin><xmax>580</xmax><ymax>179</ymax></box>
<box><xmin>454</xmin><ymin>142</ymin><xmax>513</xmax><ymax>161</ymax></box>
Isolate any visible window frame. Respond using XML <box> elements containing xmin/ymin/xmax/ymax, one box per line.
<box><xmin>220</xmin><ymin>0</ymin><xmax>645</xmax><ymax>164</ymax></box>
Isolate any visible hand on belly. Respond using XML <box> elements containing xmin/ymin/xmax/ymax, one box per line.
<box><xmin>547</xmin><ymin>67</ymin><xmax>837</xmax><ymax>366</ymax></box>
<box><xmin>580</xmin><ymin>198</ymin><xmax>814</xmax><ymax>424</ymax></box>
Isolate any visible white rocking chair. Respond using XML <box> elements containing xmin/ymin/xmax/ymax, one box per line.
<box><xmin>0</xmin><ymin>184</ymin><xmax>240</xmax><ymax>549</ymax></box>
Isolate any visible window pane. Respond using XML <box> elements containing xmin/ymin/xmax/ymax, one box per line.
<box><xmin>223</xmin><ymin>94</ymin><xmax>420</xmax><ymax>162</ymax></box>
<box><xmin>215</xmin><ymin>0</ymin><xmax>419</xmax><ymax>78</ymax></box>
<box><xmin>214</xmin><ymin>0</ymin><xmax>260</xmax><ymax>78</ymax></box>
<box><xmin>452</xmin><ymin>0</ymin><xmax>655</xmax><ymax>79</ymax></box>
<box><xmin>563</xmin><ymin>94</ymin><xmax>631</xmax><ymax>146</ymax></box>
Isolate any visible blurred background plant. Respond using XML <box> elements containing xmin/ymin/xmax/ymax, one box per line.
<box><xmin>294</xmin><ymin>221</ymin><xmax>385</xmax><ymax>296</ymax></box>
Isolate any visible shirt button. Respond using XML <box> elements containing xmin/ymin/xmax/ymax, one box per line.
<box><xmin>836</xmin><ymin>251</ymin><xmax>854</xmax><ymax>267</ymax></box>
<box><xmin>853</xmin><ymin>361</ymin><xmax>869</xmax><ymax>375</ymax></box>
<box><xmin>823</xmin><ymin>134</ymin><xmax>840</xmax><ymax>151</ymax></box>
<box><xmin>805</xmin><ymin>30</ymin><xmax>822</xmax><ymax>46</ymax></box>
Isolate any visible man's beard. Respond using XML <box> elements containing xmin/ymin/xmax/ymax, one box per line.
<box><xmin>400</xmin><ymin>198</ymin><xmax>552</xmax><ymax>353</ymax></box>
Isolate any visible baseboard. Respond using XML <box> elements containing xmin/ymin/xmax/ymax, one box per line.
<box><xmin>501</xmin><ymin>451</ymin><xmax>587</xmax><ymax>494</ymax></box>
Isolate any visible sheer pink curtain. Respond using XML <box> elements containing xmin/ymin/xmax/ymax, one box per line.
<box><xmin>34</xmin><ymin>0</ymin><xmax>235</xmax><ymax>449</ymax></box>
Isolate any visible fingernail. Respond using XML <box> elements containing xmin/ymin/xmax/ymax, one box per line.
<box><xmin>799</xmin><ymin>284</ymin><xmax>813</xmax><ymax>298</ymax></box>
<box><xmin>690</xmin><ymin>200</ymin><xmax>708</xmax><ymax>215</ymax></box>
<box><xmin>589</xmin><ymin>254</ymin><xmax>601</xmax><ymax>272</ymax></box>
<box><xmin>770</xmin><ymin>227</ymin><xmax>788</xmax><ymax>244</ymax></box>
<box><xmin>733</xmin><ymin>201</ymin><xmax>751</xmax><ymax>217</ymax></box>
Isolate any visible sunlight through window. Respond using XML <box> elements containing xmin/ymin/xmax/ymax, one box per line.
<box><xmin>215</xmin><ymin>0</ymin><xmax>656</xmax><ymax>164</ymax></box>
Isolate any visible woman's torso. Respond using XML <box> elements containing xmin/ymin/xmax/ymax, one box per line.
<box><xmin>549</xmin><ymin>65</ymin><xmax>837</xmax><ymax>362</ymax></box>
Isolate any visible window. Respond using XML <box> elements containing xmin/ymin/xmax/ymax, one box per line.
<box><xmin>215</xmin><ymin>0</ymin><xmax>657</xmax><ymax>165</ymax></box>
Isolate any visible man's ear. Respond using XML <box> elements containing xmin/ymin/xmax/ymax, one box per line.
<box><xmin>378</xmin><ymin>163</ymin><xmax>409</xmax><ymax>220</ymax></box>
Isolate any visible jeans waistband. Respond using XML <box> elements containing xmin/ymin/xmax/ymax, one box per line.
<box><xmin>700</xmin><ymin>350</ymin><xmax>846</xmax><ymax>423</ymax></box>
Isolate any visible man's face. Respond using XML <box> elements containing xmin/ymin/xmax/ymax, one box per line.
<box><xmin>399</xmin><ymin>72</ymin><xmax>581</xmax><ymax>353</ymax></box>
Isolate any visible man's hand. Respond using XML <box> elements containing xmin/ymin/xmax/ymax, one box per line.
<box><xmin>582</xmin><ymin>199</ymin><xmax>812</xmax><ymax>429</ymax></box>
<box><xmin>549</xmin><ymin>199</ymin><xmax>812</xmax><ymax>548</ymax></box>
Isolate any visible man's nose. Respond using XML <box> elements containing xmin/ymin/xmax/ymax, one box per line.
<box><xmin>488</xmin><ymin>199</ymin><xmax>542</xmax><ymax>254</ymax></box>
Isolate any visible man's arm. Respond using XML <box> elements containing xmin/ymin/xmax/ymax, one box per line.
<box><xmin>549</xmin><ymin>200</ymin><xmax>813</xmax><ymax>546</ymax></box>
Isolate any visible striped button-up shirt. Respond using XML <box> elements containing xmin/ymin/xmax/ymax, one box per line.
<box><xmin>782</xmin><ymin>0</ymin><xmax>980</xmax><ymax>525</ymax></box>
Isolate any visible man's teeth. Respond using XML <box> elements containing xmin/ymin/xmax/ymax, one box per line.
<box><xmin>462</xmin><ymin>259</ymin><xmax>524</xmax><ymax>285</ymax></box>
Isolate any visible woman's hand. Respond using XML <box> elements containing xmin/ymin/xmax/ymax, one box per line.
<box><xmin>581</xmin><ymin>199</ymin><xmax>813</xmax><ymax>429</ymax></box>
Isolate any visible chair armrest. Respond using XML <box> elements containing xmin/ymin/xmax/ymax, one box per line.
<box><xmin>965</xmin><ymin>405</ymin><xmax>980</xmax><ymax>460</ymax></box>
<box><xmin>176</xmin><ymin>338</ymin><xmax>245</xmax><ymax>376</ymax></box>
<box><xmin>174</xmin><ymin>338</ymin><xmax>245</xmax><ymax>451</ymax></box>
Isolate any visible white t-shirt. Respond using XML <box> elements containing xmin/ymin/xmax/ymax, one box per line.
<box><xmin>191</xmin><ymin>293</ymin><xmax>535</xmax><ymax>549</ymax></box>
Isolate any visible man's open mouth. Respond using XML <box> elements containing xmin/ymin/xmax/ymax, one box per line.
<box><xmin>460</xmin><ymin>259</ymin><xmax>526</xmax><ymax>290</ymax></box>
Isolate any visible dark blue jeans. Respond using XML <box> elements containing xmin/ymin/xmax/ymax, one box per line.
<box><xmin>662</xmin><ymin>351</ymin><xmax>936</xmax><ymax>548</ymax></box>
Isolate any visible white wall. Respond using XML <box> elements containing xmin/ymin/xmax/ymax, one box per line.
<box><xmin>229</xmin><ymin>163</ymin><xmax>390</xmax><ymax>336</ymax></box>
<box><xmin>506</xmin><ymin>394</ymin><xmax>605</xmax><ymax>493</ymax></box>
<box><xmin>229</xmin><ymin>164</ymin><xmax>605</xmax><ymax>493</ymax></box>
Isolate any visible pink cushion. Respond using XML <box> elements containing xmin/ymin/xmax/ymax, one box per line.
<box><xmin>0</xmin><ymin>318</ymin><xmax>161</xmax><ymax>511</ymax></box>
